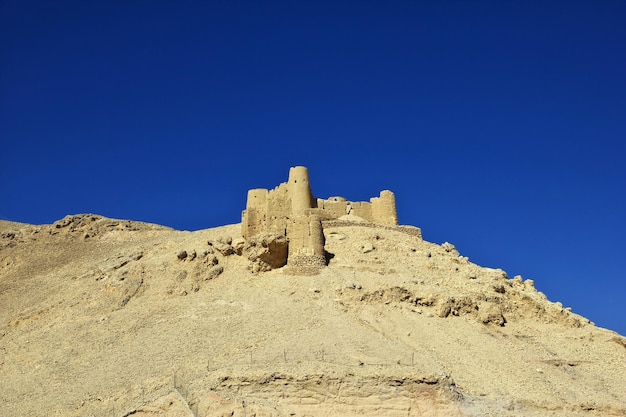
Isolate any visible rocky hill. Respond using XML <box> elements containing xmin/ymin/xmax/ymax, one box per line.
<box><xmin>0</xmin><ymin>214</ymin><xmax>625</xmax><ymax>417</ymax></box>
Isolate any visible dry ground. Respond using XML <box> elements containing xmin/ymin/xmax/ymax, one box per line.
<box><xmin>1</xmin><ymin>215</ymin><xmax>625</xmax><ymax>417</ymax></box>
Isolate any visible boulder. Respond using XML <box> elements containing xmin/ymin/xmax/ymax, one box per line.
<box><xmin>244</xmin><ymin>233</ymin><xmax>288</xmax><ymax>271</ymax></box>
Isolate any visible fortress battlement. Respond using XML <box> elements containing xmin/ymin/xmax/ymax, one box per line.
<box><xmin>241</xmin><ymin>166</ymin><xmax>399</xmax><ymax>272</ymax></box>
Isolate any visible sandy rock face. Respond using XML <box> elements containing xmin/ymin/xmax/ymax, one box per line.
<box><xmin>0</xmin><ymin>216</ymin><xmax>625</xmax><ymax>417</ymax></box>
<box><xmin>242</xmin><ymin>233</ymin><xmax>289</xmax><ymax>272</ymax></box>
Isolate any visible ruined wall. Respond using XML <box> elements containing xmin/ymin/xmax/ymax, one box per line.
<box><xmin>265</xmin><ymin>182</ymin><xmax>291</xmax><ymax>236</ymax></box>
<box><xmin>315</xmin><ymin>190</ymin><xmax>398</xmax><ymax>226</ymax></box>
<box><xmin>242</xmin><ymin>183</ymin><xmax>293</xmax><ymax>240</ymax></box>
<box><xmin>315</xmin><ymin>198</ymin><xmax>375</xmax><ymax>222</ymax></box>
<box><xmin>348</xmin><ymin>201</ymin><xmax>373</xmax><ymax>221</ymax></box>
<box><xmin>315</xmin><ymin>197</ymin><xmax>348</xmax><ymax>220</ymax></box>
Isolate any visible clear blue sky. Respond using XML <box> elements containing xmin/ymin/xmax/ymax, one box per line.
<box><xmin>1</xmin><ymin>1</ymin><xmax>624</xmax><ymax>335</ymax></box>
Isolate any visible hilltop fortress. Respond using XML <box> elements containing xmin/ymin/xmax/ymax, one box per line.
<box><xmin>241</xmin><ymin>166</ymin><xmax>406</xmax><ymax>273</ymax></box>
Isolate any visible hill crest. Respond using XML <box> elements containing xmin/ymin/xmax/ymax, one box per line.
<box><xmin>1</xmin><ymin>211</ymin><xmax>625</xmax><ymax>416</ymax></box>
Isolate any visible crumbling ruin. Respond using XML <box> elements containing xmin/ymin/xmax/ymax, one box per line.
<box><xmin>241</xmin><ymin>166</ymin><xmax>399</xmax><ymax>272</ymax></box>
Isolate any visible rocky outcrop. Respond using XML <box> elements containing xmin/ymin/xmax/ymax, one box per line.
<box><xmin>241</xmin><ymin>233</ymin><xmax>288</xmax><ymax>273</ymax></box>
<box><xmin>1</xmin><ymin>208</ymin><xmax>623</xmax><ymax>417</ymax></box>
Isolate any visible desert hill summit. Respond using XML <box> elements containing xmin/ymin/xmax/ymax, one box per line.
<box><xmin>1</xmin><ymin>167</ymin><xmax>625</xmax><ymax>417</ymax></box>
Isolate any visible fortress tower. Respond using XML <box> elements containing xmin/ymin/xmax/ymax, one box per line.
<box><xmin>287</xmin><ymin>166</ymin><xmax>316</xmax><ymax>215</ymax></box>
<box><xmin>371</xmin><ymin>189</ymin><xmax>398</xmax><ymax>226</ymax></box>
<box><xmin>242</xmin><ymin>188</ymin><xmax>269</xmax><ymax>239</ymax></box>
<box><xmin>287</xmin><ymin>214</ymin><xmax>326</xmax><ymax>269</ymax></box>
<box><xmin>241</xmin><ymin>166</ymin><xmax>399</xmax><ymax>272</ymax></box>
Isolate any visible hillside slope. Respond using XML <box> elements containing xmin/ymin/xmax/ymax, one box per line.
<box><xmin>0</xmin><ymin>215</ymin><xmax>624</xmax><ymax>417</ymax></box>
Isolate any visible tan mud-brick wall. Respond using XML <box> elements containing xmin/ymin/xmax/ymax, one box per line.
<box><xmin>371</xmin><ymin>190</ymin><xmax>398</xmax><ymax>226</ymax></box>
<box><xmin>242</xmin><ymin>189</ymin><xmax>269</xmax><ymax>239</ymax></box>
<box><xmin>316</xmin><ymin>198</ymin><xmax>349</xmax><ymax>220</ymax></box>
<box><xmin>348</xmin><ymin>201</ymin><xmax>374</xmax><ymax>222</ymax></box>
<box><xmin>265</xmin><ymin>182</ymin><xmax>291</xmax><ymax>235</ymax></box>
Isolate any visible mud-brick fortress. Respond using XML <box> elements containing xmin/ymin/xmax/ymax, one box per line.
<box><xmin>241</xmin><ymin>166</ymin><xmax>400</xmax><ymax>270</ymax></box>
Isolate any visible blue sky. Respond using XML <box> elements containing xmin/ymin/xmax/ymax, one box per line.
<box><xmin>1</xmin><ymin>1</ymin><xmax>624</xmax><ymax>335</ymax></box>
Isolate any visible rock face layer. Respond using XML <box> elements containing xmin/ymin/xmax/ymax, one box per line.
<box><xmin>1</xmin><ymin>212</ymin><xmax>625</xmax><ymax>416</ymax></box>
